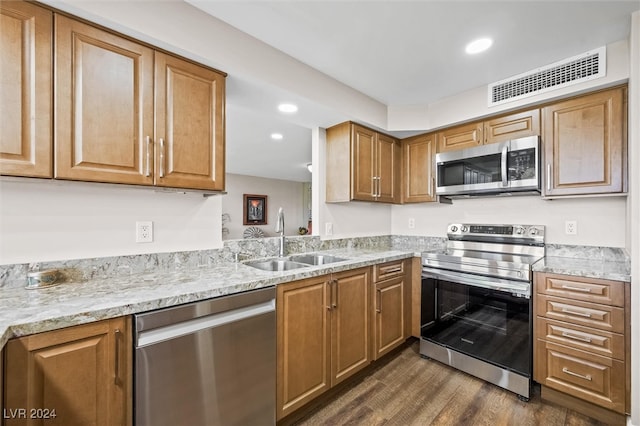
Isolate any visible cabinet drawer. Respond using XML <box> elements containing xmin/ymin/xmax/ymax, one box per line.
<box><xmin>535</xmin><ymin>273</ymin><xmax>625</xmax><ymax>306</ymax></box>
<box><xmin>535</xmin><ymin>317</ymin><xmax>625</xmax><ymax>360</ymax></box>
<box><xmin>535</xmin><ymin>340</ymin><xmax>625</xmax><ymax>413</ymax></box>
<box><xmin>536</xmin><ymin>295</ymin><xmax>624</xmax><ymax>333</ymax></box>
<box><xmin>374</xmin><ymin>260</ymin><xmax>405</xmax><ymax>282</ymax></box>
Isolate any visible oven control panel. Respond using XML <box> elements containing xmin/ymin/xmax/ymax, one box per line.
<box><xmin>448</xmin><ymin>223</ymin><xmax>545</xmax><ymax>243</ymax></box>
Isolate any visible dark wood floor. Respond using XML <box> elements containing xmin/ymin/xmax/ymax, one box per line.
<box><xmin>293</xmin><ymin>340</ymin><xmax>607</xmax><ymax>426</ymax></box>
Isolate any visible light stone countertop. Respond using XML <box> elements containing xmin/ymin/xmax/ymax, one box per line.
<box><xmin>0</xmin><ymin>248</ymin><xmax>415</xmax><ymax>351</ymax></box>
<box><xmin>2</xmin><ymin>241</ymin><xmax>631</xmax><ymax>352</ymax></box>
<box><xmin>532</xmin><ymin>255</ymin><xmax>631</xmax><ymax>282</ymax></box>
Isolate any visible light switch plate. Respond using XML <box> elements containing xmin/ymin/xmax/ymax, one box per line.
<box><xmin>325</xmin><ymin>222</ymin><xmax>333</xmax><ymax>236</ymax></box>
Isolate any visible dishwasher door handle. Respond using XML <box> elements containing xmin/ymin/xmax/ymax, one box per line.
<box><xmin>137</xmin><ymin>298</ymin><xmax>275</xmax><ymax>347</ymax></box>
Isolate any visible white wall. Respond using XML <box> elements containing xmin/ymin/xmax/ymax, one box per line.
<box><xmin>39</xmin><ymin>0</ymin><xmax>387</xmax><ymax>130</ymax></box>
<box><xmin>0</xmin><ymin>178</ymin><xmax>222</xmax><ymax>264</ymax></box>
<box><xmin>392</xmin><ymin>196</ymin><xmax>627</xmax><ymax>247</ymax></box>
<box><xmin>388</xmin><ymin>39</ymin><xmax>629</xmax><ymax>131</ymax></box>
<box><xmin>222</xmin><ymin>174</ymin><xmax>309</xmax><ymax>240</ymax></box>
<box><xmin>628</xmin><ymin>10</ymin><xmax>639</xmax><ymax>426</ymax></box>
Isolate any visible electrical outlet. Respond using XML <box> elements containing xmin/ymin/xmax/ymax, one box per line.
<box><xmin>565</xmin><ymin>220</ymin><xmax>577</xmax><ymax>235</ymax></box>
<box><xmin>408</xmin><ymin>218</ymin><xmax>415</xmax><ymax>229</ymax></box>
<box><xmin>325</xmin><ymin>222</ymin><xmax>333</xmax><ymax>236</ymax></box>
<box><xmin>136</xmin><ymin>221</ymin><xmax>153</xmax><ymax>243</ymax></box>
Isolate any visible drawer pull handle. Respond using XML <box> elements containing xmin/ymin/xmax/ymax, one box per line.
<box><xmin>561</xmin><ymin>308</ymin><xmax>592</xmax><ymax>318</ymax></box>
<box><xmin>561</xmin><ymin>331</ymin><xmax>592</xmax><ymax>343</ymax></box>
<box><xmin>381</xmin><ymin>267</ymin><xmax>402</xmax><ymax>273</ymax></box>
<box><xmin>562</xmin><ymin>367</ymin><xmax>592</xmax><ymax>381</ymax></box>
<box><xmin>561</xmin><ymin>285</ymin><xmax>592</xmax><ymax>293</ymax></box>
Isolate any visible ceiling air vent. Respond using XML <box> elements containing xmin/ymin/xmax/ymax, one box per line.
<box><xmin>488</xmin><ymin>46</ymin><xmax>606</xmax><ymax>106</ymax></box>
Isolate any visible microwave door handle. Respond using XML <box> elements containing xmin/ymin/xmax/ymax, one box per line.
<box><xmin>501</xmin><ymin>144</ymin><xmax>508</xmax><ymax>187</ymax></box>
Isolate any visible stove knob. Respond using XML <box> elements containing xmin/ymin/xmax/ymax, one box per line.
<box><xmin>529</xmin><ymin>227</ymin><xmax>539</xmax><ymax>236</ymax></box>
<box><xmin>450</xmin><ymin>225</ymin><xmax>458</xmax><ymax>232</ymax></box>
<box><xmin>515</xmin><ymin>227</ymin><xmax>524</xmax><ymax>235</ymax></box>
<box><xmin>461</xmin><ymin>226</ymin><xmax>468</xmax><ymax>232</ymax></box>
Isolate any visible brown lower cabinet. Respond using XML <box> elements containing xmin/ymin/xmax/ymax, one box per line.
<box><xmin>276</xmin><ymin>267</ymin><xmax>371</xmax><ymax>420</ymax></box>
<box><xmin>277</xmin><ymin>262</ymin><xmax>412</xmax><ymax>421</ymax></box>
<box><xmin>534</xmin><ymin>272</ymin><xmax>630</xmax><ymax>421</ymax></box>
<box><xmin>372</xmin><ymin>260</ymin><xmax>409</xmax><ymax>360</ymax></box>
<box><xmin>3</xmin><ymin>317</ymin><xmax>132</xmax><ymax>426</ymax></box>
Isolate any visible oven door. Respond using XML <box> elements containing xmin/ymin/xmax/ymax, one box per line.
<box><xmin>421</xmin><ymin>268</ymin><xmax>532</xmax><ymax>377</ymax></box>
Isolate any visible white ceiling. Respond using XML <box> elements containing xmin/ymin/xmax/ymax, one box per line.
<box><xmin>189</xmin><ymin>0</ymin><xmax>640</xmax><ymax>182</ymax></box>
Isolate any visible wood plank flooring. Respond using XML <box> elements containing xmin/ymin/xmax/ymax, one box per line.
<box><xmin>293</xmin><ymin>340</ymin><xmax>608</xmax><ymax>426</ymax></box>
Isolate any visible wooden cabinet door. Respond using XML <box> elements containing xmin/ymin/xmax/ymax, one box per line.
<box><xmin>351</xmin><ymin>124</ymin><xmax>376</xmax><ymax>201</ymax></box>
<box><xmin>543</xmin><ymin>88</ymin><xmax>625</xmax><ymax>196</ymax></box>
<box><xmin>373</xmin><ymin>276</ymin><xmax>405</xmax><ymax>360</ymax></box>
<box><xmin>437</xmin><ymin>121</ymin><xmax>483</xmax><ymax>152</ymax></box>
<box><xmin>4</xmin><ymin>317</ymin><xmax>131</xmax><ymax>426</ymax></box>
<box><xmin>54</xmin><ymin>15</ymin><xmax>154</xmax><ymax>185</ymax></box>
<box><xmin>330</xmin><ymin>267</ymin><xmax>370</xmax><ymax>386</ymax></box>
<box><xmin>484</xmin><ymin>109</ymin><xmax>540</xmax><ymax>144</ymax></box>
<box><xmin>402</xmin><ymin>133</ymin><xmax>436</xmax><ymax>203</ymax></box>
<box><xmin>0</xmin><ymin>2</ymin><xmax>52</xmax><ymax>178</ymax></box>
<box><xmin>376</xmin><ymin>133</ymin><xmax>400</xmax><ymax>203</ymax></box>
<box><xmin>276</xmin><ymin>276</ymin><xmax>330</xmax><ymax>420</ymax></box>
<box><xmin>155</xmin><ymin>52</ymin><xmax>225</xmax><ymax>191</ymax></box>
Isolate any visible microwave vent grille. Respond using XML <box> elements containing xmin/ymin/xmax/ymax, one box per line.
<box><xmin>488</xmin><ymin>46</ymin><xmax>606</xmax><ymax>106</ymax></box>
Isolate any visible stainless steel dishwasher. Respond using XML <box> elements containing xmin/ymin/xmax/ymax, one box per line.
<box><xmin>134</xmin><ymin>287</ymin><xmax>276</xmax><ymax>426</ymax></box>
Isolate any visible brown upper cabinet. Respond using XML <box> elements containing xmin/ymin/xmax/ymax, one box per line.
<box><xmin>55</xmin><ymin>15</ymin><xmax>226</xmax><ymax>191</ymax></box>
<box><xmin>1</xmin><ymin>6</ymin><xmax>225</xmax><ymax>192</ymax></box>
<box><xmin>436</xmin><ymin>121</ymin><xmax>483</xmax><ymax>152</ymax></box>
<box><xmin>402</xmin><ymin>133</ymin><xmax>436</xmax><ymax>203</ymax></box>
<box><xmin>542</xmin><ymin>87</ymin><xmax>626</xmax><ymax>197</ymax></box>
<box><xmin>326</xmin><ymin>122</ymin><xmax>400</xmax><ymax>203</ymax></box>
<box><xmin>0</xmin><ymin>1</ymin><xmax>53</xmax><ymax>178</ymax></box>
<box><xmin>437</xmin><ymin>108</ymin><xmax>540</xmax><ymax>152</ymax></box>
<box><xmin>154</xmin><ymin>52</ymin><xmax>226</xmax><ymax>191</ymax></box>
<box><xmin>55</xmin><ymin>15</ymin><xmax>155</xmax><ymax>186</ymax></box>
<box><xmin>485</xmin><ymin>109</ymin><xmax>541</xmax><ymax>145</ymax></box>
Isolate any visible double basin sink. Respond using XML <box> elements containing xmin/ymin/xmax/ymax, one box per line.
<box><xmin>245</xmin><ymin>253</ymin><xmax>348</xmax><ymax>272</ymax></box>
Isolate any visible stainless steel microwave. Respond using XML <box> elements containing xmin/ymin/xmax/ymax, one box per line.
<box><xmin>435</xmin><ymin>136</ymin><xmax>540</xmax><ymax>197</ymax></box>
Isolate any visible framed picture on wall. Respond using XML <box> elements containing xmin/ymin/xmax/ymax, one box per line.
<box><xmin>243</xmin><ymin>194</ymin><xmax>267</xmax><ymax>225</ymax></box>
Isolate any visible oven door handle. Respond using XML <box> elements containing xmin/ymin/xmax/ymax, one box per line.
<box><xmin>422</xmin><ymin>267</ymin><xmax>530</xmax><ymax>298</ymax></box>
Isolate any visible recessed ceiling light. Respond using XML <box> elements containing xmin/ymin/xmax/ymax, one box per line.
<box><xmin>278</xmin><ymin>103</ymin><xmax>298</xmax><ymax>113</ymax></box>
<box><xmin>271</xmin><ymin>133</ymin><xmax>283</xmax><ymax>140</ymax></box>
<box><xmin>465</xmin><ymin>37</ymin><xmax>493</xmax><ymax>55</ymax></box>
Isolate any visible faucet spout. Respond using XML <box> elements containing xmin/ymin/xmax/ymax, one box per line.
<box><xmin>276</xmin><ymin>207</ymin><xmax>285</xmax><ymax>257</ymax></box>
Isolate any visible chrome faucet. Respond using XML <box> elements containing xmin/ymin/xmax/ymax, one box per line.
<box><xmin>275</xmin><ymin>207</ymin><xmax>285</xmax><ymax>257</ymax></box>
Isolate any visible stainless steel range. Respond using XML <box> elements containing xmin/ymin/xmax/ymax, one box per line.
<box><xmin>420</xmin><ymin>223</ymin><xmax>545</xmax><ymax>400</ymax></box>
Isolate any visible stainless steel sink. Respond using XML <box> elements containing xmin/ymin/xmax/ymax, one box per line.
<box><xmin>288</xmin><ymin>254</ymin><xmax>348</xmax><ymax>266</ymax></box>
<box><xmin>245</xmin><ymin>258</ymin><xmax>309</xmax><ymax>272</ymax></box>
